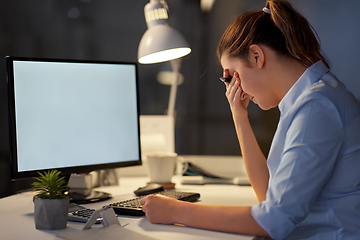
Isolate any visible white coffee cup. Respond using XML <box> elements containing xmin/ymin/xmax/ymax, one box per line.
<box><xmin>175</xmin><ymin>156</ymin><xmax>188</xmax><ymax>176</ymax></box>
<box><xmin>146</xmin><ymin>152</ymin><xmax>177</xmax><ymax>183</ymax></box>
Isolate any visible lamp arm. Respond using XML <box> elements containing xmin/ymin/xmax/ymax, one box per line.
<box><xmin>167</xmin><ymin>58</ymin><xmax>181</xmax><ymax>116</ymax></box>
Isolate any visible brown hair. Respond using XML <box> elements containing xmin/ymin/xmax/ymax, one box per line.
<box><xmin>217</xmin><ymin>0</ymin><xmax>329</xmax><ymax>69</ymax></box>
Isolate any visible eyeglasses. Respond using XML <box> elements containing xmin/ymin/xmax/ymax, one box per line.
<box><xmin>219</xmin><ymin>75</ymin><xmax>232</xmax><ymax>83</ymax></box>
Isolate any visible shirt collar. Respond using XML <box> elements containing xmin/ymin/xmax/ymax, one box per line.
<box><xmin>278</xmin><ymin>61</ymin><xmax>330</xmax><ymax>114</ymax></box>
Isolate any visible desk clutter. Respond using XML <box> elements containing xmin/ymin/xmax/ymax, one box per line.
<box><xmin>180</xmin><ymin>162</ymin><xmax>250</xmax><ymax>185</ymax></box>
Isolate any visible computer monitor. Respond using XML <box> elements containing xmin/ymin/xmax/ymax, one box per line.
<box><xmin>6</xmin><ymin>56</ymin><xmax>141</xmax><ymax>202</ymax></box>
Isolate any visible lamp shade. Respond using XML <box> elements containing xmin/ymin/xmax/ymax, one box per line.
<box><xmin>138</xmin><ymin>24</ymin><xmax>191</xmax><ymax>64</ymax></box>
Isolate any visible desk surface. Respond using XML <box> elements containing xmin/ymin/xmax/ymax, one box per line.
<box><xmin>0</xmin><ymin>176</ymin><xmax>258</xmax><ymax>240</ymax></box>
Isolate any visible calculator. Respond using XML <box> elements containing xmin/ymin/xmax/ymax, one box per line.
<box><xmin>68</xmin><ymin>203</ymin><xmax>102</xmax><ymax>224</ymax></box>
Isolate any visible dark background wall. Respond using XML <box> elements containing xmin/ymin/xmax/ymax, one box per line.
<box><xmin>1</xmin><ymin>0</ymin><xmax>359</xmax><ymax>198</ymax></box>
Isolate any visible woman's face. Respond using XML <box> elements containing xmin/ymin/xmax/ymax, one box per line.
<box><xmin>220</xmin><ymin>53</ymin><xmax>278</xmax><ymax>110</ymax></box>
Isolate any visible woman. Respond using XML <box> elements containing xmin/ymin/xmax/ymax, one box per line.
<box><xmin>140</xmin><ymin>0</ymin><xmax>360</xmax><ymax>239</ymax></box>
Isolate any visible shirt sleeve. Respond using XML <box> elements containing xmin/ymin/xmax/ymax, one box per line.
<box><xmin>251</xmin><ymin>95</ymin><xmax>344</xmax><ymax>240</ymax></box>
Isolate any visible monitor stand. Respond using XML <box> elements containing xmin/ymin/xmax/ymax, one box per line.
<box><xmin>68</xmin><ymin>189</ymin><xmax>112</xmax><ymax>204</ymax></box>
<box><xmin>64</xmin><ymin>173</ymin><xmax>112</xmax><ymax>204</ymax></box>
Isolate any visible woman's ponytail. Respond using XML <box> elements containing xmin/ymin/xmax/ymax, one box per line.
<box><xmin>217</xmin><ymin>0</ymin><xmax>329</xmax><ymax>69</ymax></box>
<box><xmin>266</xmin><ymin>0</ymin><xmax>329</xmax><ymax>68</ymax></box>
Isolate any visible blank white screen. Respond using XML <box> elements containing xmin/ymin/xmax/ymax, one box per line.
<box><xmin>13</xmin><ymin>60</ymin><xmax>140</xmax><ymax>172</ymax></box>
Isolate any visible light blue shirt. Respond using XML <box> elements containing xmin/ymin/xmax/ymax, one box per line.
<box><xmin>251</xmin><ymin>61</ymin><xmax>360</xmax><ymax>240</ymax></box>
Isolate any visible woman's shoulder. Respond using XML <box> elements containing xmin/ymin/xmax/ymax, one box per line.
<box><xmin>300</xmin><ymin>76</ymin><xmax>360</xmax><ymax>124</ymax></box>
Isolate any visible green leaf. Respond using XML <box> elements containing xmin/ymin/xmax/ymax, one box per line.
<box><xmin>32</xmin><ymin>170</ymin><xmax>71</xmax><ymax>200</ymax></box>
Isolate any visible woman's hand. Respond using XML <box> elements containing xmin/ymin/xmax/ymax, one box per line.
<box><xmin>140</xmin><ymin>194</ymin><xmax>183</xmax><ymax>224</ymax></box>
<box><xmin>224</xmin><ymin>70</ymin><xmax>250</xmax><ymax>121</ymax></box>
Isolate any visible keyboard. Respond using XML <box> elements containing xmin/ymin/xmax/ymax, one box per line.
<box><xmin>68</xmin><ymin>203</ymin><xmax>102</xmax><ymax>224</ymax></box>
<box><xmin>105</xmin><ymin>190</ymin><xmax>200</xmax><ymax>216</ymax></box>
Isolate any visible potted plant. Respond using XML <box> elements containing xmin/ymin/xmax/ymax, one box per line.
<box><xmin>32</xmin><ymin>169</ymin><xmax>71</xmax><ymax>230</ymax></box>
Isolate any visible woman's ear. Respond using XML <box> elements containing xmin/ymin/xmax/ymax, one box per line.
<box><xmin>249</xmin><ymin>44</ymin><xmax>265</xmax><ymax>69</ymax></box>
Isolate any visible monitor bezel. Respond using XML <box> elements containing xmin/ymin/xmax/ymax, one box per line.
<box><xmin>6</xmin><ymin>56</ymin><xmax>142</xmax><ymax>180</ymax></box>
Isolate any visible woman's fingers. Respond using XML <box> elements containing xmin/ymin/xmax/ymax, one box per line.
<box><xmin>225</xmin><ymin>72</ymin><xmax>242</xmax><ymax>102</ymax></box>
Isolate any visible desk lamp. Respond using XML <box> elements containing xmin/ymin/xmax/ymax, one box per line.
<box><xmin>138</xmin><ymin>0</ymin><xmax>191</xmax><ymax>116</ymax></box>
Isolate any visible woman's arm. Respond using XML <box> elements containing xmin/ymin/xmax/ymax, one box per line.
<box><xmin>141</xmin><ymin>195</ymin><xmax>269</xmax><ymax>237</ymax></box>
<box><xmin>234</xmin><ymin>116</ymin><xmax>269</xmax><ymax>202</ymax></box>
<box><xmin>225</xmin><ymin>71</ymin><xmax>269</xmax><ymax>202</ymax></box>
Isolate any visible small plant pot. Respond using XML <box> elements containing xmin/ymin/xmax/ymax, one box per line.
<box><xmin>34</xmin><ymin>198</ymin><xmax>69</xmax><ymax>230</ymax></box>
